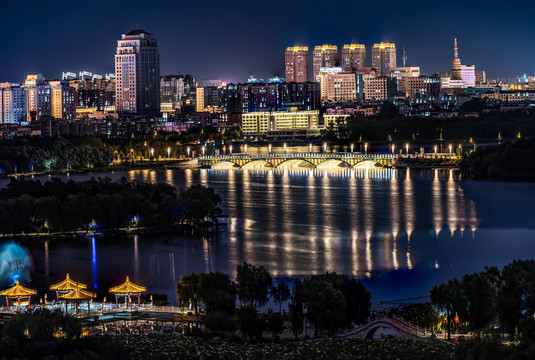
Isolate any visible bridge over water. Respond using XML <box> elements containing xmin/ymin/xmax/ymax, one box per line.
<box><xmin>335</xmin><ymin>316</ymin><xmax>435</xmax><ymax>341</ymax></box>
<box><xmin>199</xmin><ymin>153</ymin><xmax>397</xmax><ymax>169</ymax></box>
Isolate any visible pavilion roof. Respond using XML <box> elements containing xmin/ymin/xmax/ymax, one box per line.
<box><xmin>50</xmin><ymin>273</ymin><xmax>87</xmax><ymax>291</ymax></box>
<box><xmin>0</xmin><ymin>280</ymin><xmax>37</xmax><ymax>297</ymax></box>
<box><xmin>109</xmin><ymin>276</ymin><xmax>146</xmax><ymax>294</ymax></box>
<box><xmin>59</xmin><ymin>287</ymin><xmax>96</xmax><ymax>300</ymax></box>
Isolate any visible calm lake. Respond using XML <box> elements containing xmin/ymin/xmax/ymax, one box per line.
<box><xmin>2</xmin><ymin>167</ymin><xmax>535</xmax><ymax>305</ymax></box>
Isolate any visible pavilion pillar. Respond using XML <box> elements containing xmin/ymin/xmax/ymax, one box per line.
<box><xmin>27</xmin><ymin>297</ymin><xmax>31</xmax><ymax>310</ymax></box>
<box><xmin>115</xmin><ymin>294</ymin><xmax>118</xmax><ymax>309</ymax></box>
<box><xmin>5</xmin><ymin>296</ymin><xmax>9</xmax><ymax>310</ymax></box>
<box><xmin>138</xmin><ymin>294</ymin><xmax>140</xmax><ymax>306</ymax></box>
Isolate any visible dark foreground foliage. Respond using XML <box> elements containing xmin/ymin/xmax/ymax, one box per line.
<box><xmin>129</xmin><ymin>335</ymin><xmax>454</xmax><ymax>360</ymax></box>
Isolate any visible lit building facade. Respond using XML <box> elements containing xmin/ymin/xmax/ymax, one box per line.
<box><xmin>341</xmin><ymin>44</ymin><xmax>366</xmax><ymax>71</ymax></box>
<box><xmin>50</xmin><ymin>82</ymin><xmax>76</xmax><ymax>121</ymax></box>
<box><xmin>363</xmin><ymin>74</ymin><xmax>397</xmax><ymax>100</ymax></box>
<box><xmin>115</xmin><ymin>29</ymin><xmax>160</xmax><ymax>116</ymax></box>
<box><xmin>313</xmin><ymin>45</ymin><xmax>339</xmax><ymax>81</ymax></box>
<box><xmin>1</xmin><ymin>83</ymin><xmax>26</xmax><ymax>123</ymax></box>
<box><xmin>441</xmin><ymin>38</ymin><xmax>475</xmax><ymax>92</ymax></box>
<box><xmin>371</xmin><ymin>42</ymin><xmax>396</xmax><ymax>76</ymax></box>
<box><xmin>406</xmin><ymin>76</ymin><xmax>441</xmax><ymax>97</ymax></box>
<box><xmin>285</xmin><ymin>46</ymin><xmax>309</xmax><ymax>83</ymax></box>
<box><xmin>317</xmin><ymin>67</ymin><xmax>363</xmax><ymax>102</ymax></box>
<box><xmin>390</xmin><ymin>67</ymin><xmax>420</xmax><ymax>97</ymax></box>
<box><xmin>242</xmin><ymin>110</ymin><xmax>320</xmax><ymax>135</ymax></box>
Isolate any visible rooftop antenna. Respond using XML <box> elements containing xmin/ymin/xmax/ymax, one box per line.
<box><xmin>136</xmin><ymin>23</ymin><xmax>139</xmax><ymax>29</ymax></box>
<box><xmin>402</xmin><ymin>47</ymin><xmax>407</xmax><ymax>67</ymax></box>
<box><xmin>454</xmin><ymin>38</ymin><xmax>458</xmax><ymax>59</ymax></box>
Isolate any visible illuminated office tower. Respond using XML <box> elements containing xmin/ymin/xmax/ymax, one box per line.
<box><xmin>313</xmin><ymin>45</ymin><xmax>339</xmax><ymax>81</ymax></box>
<box><xmin>371</xmin><ymin>42</ymin><xmax>396</xmax><ymax>76</ymax></box>
<box><xmin>341</xmin><ymin>43</ymin><xmax>366</xmax><ymax>71</ymax></box>
<box><xmin>115</xmin><ymin>29</ymin><xmax>160</xmax><ymax>115</ymax></box>
<box><xmin>285</xmin><ymin>46</ymin><xmax>309</xmax><ymax>82</ymax></box>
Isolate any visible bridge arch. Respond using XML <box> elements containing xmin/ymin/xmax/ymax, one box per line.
<box><xmin>365</xmin><ymin>325</ymin><xmax>399</xmax><ymax>339</ymax></box>
<box><xmin>276</xmin><ymin>158</ymin><xmax>316</xmax><ymax>169</ymax></box>
<box><xmin>316</xmin><ymin>159</ymin><xmax>352</xmax><ymax>169</ymax></box>
<box><xmin>212</xmin><ymin>160</ymin><xmax>240</xmax><ymax>169</ymax></box>
<box><xmin>353</xmin><ymin>159</ymin><xmax>384</xmax><ymax>168</ymax></box>
<box><xmin>242</xmin><ymin>160</ymin><xmax>276</xmax><ymax>169</ymax></box>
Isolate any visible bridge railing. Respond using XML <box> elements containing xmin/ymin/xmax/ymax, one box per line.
<box><xmin>199</xmin><ymin>153</ymin><xmax>398</xmax><ymax>161</ymax></box>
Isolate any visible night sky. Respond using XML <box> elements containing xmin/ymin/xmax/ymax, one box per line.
<box><xmin>1</xmin><ymin>0</ymin><xmax>534</xmax><ymax>83</ymax></box>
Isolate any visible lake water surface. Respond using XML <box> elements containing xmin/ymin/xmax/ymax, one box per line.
<box><xmin>2</xmin><ymin>168</ymin><xmax>535</xmax><ymax>305</ymax></box>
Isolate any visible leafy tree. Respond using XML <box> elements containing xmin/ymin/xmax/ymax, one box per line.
<box><xmin>288</xmin><ymin>278</ymin><xmax>305</xmax><ymax>339</ymax></box>
<box><xmin>430</xmin><ymin>279</ymin><xmax>462</xmax><ymax>340</ymax></box>
<box><xmin>302</xmin><ymin>278</ymin><xmax>346</xmax><ymax>337</ymax></box>
<box><xmin>236</xmin><ymin>262</ymin><xmax>272</xmax><ymax>309</ymax></box>
<box><xmin>461</xmin><ymin>272</ymin><xmax>498</xmax><ymax>336</ymax></box>
<box><xmin>176</xmin><ymin>272</ymin><xmax>201</xmax><ymax>316</ymax></box>
<box><xmin>270</xmin><ymin>281</ymin><xmax>291</xmax><ymax>314</ymax></box>
<box><xmin>267</xmin><ymin>312</ymin><xmax>284</xmax><ymax>340</ymax></box>
<box><xmin>236</xmin><ymin>305</ymin><xmax>264</xmax><ymax>342</ymax></box>
<box><xmin>197</xmin><ymin>272</ymin><xmax>236</xmax><ymax>316</ymax></box>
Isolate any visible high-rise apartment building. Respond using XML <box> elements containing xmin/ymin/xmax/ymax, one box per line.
<box><xmin>371</xmin><ymin>42</ymin><xmax>396</xmax><ymax>76</ymax></box>
<box><xmin>115</xmin><ymin>29</ymin><xmax>160</xmax><ymax>116</ymax></box>
<box><xmin>50</xmin><ymin>81</ymin><xmax>76</xmax><ymax>121</ymax></box>
<box><xmin>341</xmin><ymin>44</ymin><xmax>366</xmax><ymax>71</ymax></box>
<box><xmin>285</xmin><ymin>46</ymin><xmax>309</xmax><ymax>83</ymax></box>
<box><xmin>317</xmin><ymin>67</ymin><xmax>363</xmax><ymax>102</ymax></box>
<box><xmin>1</xmin><ymin>83</ymin><xmax>26</xmax><ymax>124</ymax></box>
<box><xmin>313</xmin><ymin>45</ymin><xmax>339</xmax><ymax>81</ymax></box>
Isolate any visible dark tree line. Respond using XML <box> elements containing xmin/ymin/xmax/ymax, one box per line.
<box><xmin>176</xmin><ymin>262</ymin><xmax>372</xmax><ymax>342</ymax></box>
<box><xmin>0</xmin><ymin>177</ymin><xmax>221</xmax><ymax>235</ymax></box>
<box><xmin>324</xmin><ymin>101</ymin><xmax>535</xmax><ymax>143</ymax></box>
<box><xmin>460</xmin><ymin>137</ymin><xmax>535</xmax><ymax>181</ymax></box>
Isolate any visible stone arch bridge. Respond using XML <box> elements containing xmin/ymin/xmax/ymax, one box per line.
<box><xmin>335</xmin><ymin>316</ymin><xmax>434</xmax><ymax>341</ymax></box>
<box><xmin>199</xmin><ymin>154</ymin><xmax>397</xmax><ymax>169</ymax></box>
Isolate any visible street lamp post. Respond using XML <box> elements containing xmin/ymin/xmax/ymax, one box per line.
<box><xmin>167</xmin><ymin>147</ymin><xmax>170</xmax><ymax>160</ymax></box>
<box><xmin>268</xmin><ymin>144</ymin><xmax>272</xmax><ymax>154</ymax></box>
<box><xmin>405</xmin><ymin>143</ymin><xmax>409</xmax><ymax>155</ymax></box>
<box><xmin>350</xmin><ymin>144</ymin><xmax>354</xmax><ymax>153</ymax></box>
<box><xmin>309</xmin><ymin>143</ymin><xmax>313</xmax><ymax>153</ymax></box>
<box><xmin>323</xmin><ymin>143</ymin><xmax>327</xmax><ymax>153</ymax></box>
<box><xmin>392</xmin><ymin>144</ymin><xmax>395</xmax><ymax>154</ymax></box>
<box><xmin>150</xmin><ymin>148</ymin><xmax>154</xmax><ymax>159</ymax></box>
<box><xmin>284</xmin><ymin>143</ymin><xmax>287</xmax><ymax>154</ymax></box>
<box><xmin>434</xmin><ymin>145</ymin><xmax>437</xmax><ymax>155</ymax></box>
<box><xmin>449</xmin><ymin>144</ymin><xmax>452</xmax><ymax>155</ymax></box>
<box><xmin>244</xmin><ymin>144</ymin><xmax>247</xmax><ymax>154</ymax></box>
<box><xmin>187</xmin><ymin>147</ymin><xmax>190</xmax><ymax>157</ymax></box>
<box><xmin>229</xmin><ymin>145</ymin><xmax>233</xmax><ymax>155</ymax></box>
<box><xmin>364</xmin><ymin>143</ymin><xmax>368</xmax><ymax>156</ymax></box>
<box><xmin>202</xmin><ymin>146</ymin><xmax>205</xmax><ymax>156</ymax></box>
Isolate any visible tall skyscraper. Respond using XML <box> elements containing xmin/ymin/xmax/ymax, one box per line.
<box><xmin>371</xmin><ymin>42</ymin><xmax>396</xmax><ymax>76</ymax></box>
<box><xmin>341</xmin><ymin>44</ymin><xmax>366</xmax><ymax>71</ymax></box>
<box><xmin>451</xmin><ymin>38</ymin><xmax>462</xmax><ymax>80</ymax></box>
<box><xmin>115</xmin><ymin>29</ymin><xmax>160</xmax><ymax>116</ymax></box>
<box><xmin>285</xmin><ymin>46</ymin><xmax>309</xmax><ymax>83</ymax></box>
<box><xmin>313</xmin><ymin>45</ymin><xmax>339</xmax><ymax>81</ymax></box>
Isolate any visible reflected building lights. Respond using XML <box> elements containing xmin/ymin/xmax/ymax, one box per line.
<box><xmin>134</xmin><ymin>235</ymin><xmax>140</xmax><ymax>280</ymax></box>
<box><xmin>91</xmin><ymin>237</ymin><xmax>98</xmax><ymax>289</ymax></box>
<box><xmin>404</xmin><ymin>168</ymin><xmax>414</xmax><ymax>269</ymax></box>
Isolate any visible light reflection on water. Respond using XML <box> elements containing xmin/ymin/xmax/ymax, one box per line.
<box><xmin>7</xmin><ymin>167</ymin><xmax>535</xmax><ymax>303</ymax></box>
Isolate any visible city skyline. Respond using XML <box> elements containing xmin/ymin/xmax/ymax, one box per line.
<box><xmin>1</xmin><ymin>0</ymin><xmax>535</xmax><ymax>82</ymax></box>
